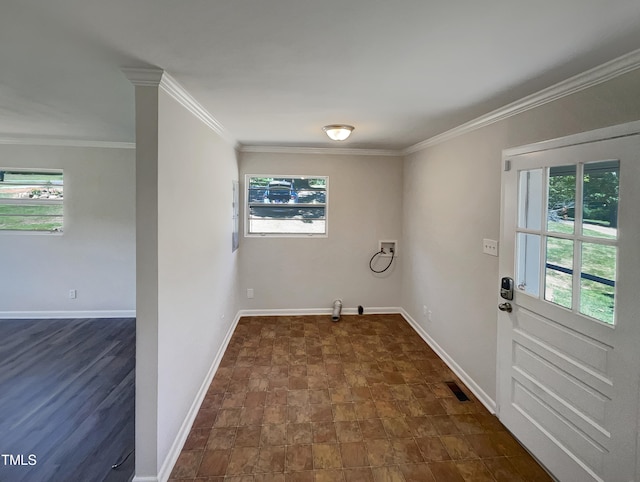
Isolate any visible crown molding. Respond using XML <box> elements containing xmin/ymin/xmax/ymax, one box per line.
<box><xmin>121</xmin><ymin>67</ymin><xmax>164</xmax><ymax>86</ymax></box>
<box><xmin>122</xmin><ymin>68</ymin><xmax>234</xmax><ymax>145</ymax></box>
<box><xmin>239</xmin><ymin>145</ymin><xmax>402</xmax><ymax>157</ymax></box>
<box><xmin>403</xmin><ymin>48</ymin><xmax>640</xmax><ymax>156</ymax></box>
<box><xmin>158</xmin><ymin>73</ymin><xmax>233</xmax><ymax>144</ymax></box>
<box><xmin>0</xmin><ymin>137</ymin><xmax>135</xmax><ymax>149</ymax></box>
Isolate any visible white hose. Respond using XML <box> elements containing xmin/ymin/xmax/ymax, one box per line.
<box><xmin>331</xmin><ymin>299</ymin><xmax>343</xmax><ymax>322</ymax></box>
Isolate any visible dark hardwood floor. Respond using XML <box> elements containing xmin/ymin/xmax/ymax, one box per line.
<box><xmin>0</xmin><ymin>318</ymin><xmax>135</xmax><ymax>482</ymax></box>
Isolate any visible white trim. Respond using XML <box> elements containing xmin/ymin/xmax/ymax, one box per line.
<box><xmin>244</xmin><ymin>233</ymin><xmax>329</xmax><ymax>239</ymax></box>
<box><xmin>0</xmin><ymin>310</ymin><xmax>136</xmax><ymax>319</ymax></box>
<box><xmin>122</xmin><ymin>68</ymin><xmax>234</xmax><ymax>145</ymax></box>
<box><xmin>121</xmin><ymin>67</ymin><xmax>165</xmax><ymax>87</ymax></box>
<box><xmin>239</xmin><ymin>145</ymin><xmax>402</xmax><ymax>157</ymax></box>
<box><xmin>131</xmin><ymin>477</ymin><xmax>156</xmax><ymax>482</ymax></box>
<box><xmin>0</xmin><ymin>137</ymin><xmax>135</xmax><ymax>149</ymax></box>
<box><xmin>503</xmin><ymin>119</ymin><xmax>640</xmax><ymax>157</ymax></box>
<box><xmin>400</xmin><ymin>308</ymin><xmax>497</xmax><ymax>414</ymax></box>
<box><xmin>154</xmin><ymin>311</ymin><xmax>242</xmax><ymax>482</ymax></box>
<box><xmin>0</xmin><ymin>229</ymin><xmax>63</xmax><ymax>237</ymax></box>
<box><xmin>403</xmin><ymin>48</ymin><xmax>640</xmax><ymax>155</ymax></box>
<box><xmin>238</xmin><ymin>306</ymin><xmax>403</xmax><ymax>318</ymax></box>
<box><xmin>158</xmin><ymin>73</ymin><xmax>234</xmax><ymax>145</ymax></box>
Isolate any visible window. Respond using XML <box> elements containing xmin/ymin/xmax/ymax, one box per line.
<box><xmin>516</xmin><ymin>160</ymin><xmax>619</xmax><ymax>324</ymax></box>
<box><xmin>0</xmin><ymin>169</ymin><xmax>64</xmax><ymax>232</ymax></box>
<box><xmin>246</xmin><ymin>176</ymin><xmax>327</xmax><ymax>236</ymax></box>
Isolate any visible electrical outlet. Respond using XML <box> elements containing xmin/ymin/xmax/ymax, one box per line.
<box><xmin>247</xmin><ymin>288</ymin><xmax>254</xmax><ymax>299</ymax></box>
<box><xmin>69</xmin><ymin>289</ymin><xmax>77</xmax><ymax>299</ymax></box>
<box><xmin>483</xmin><ymin>238</ymin><xmax>499</xmax><ymax>256</ymax></box>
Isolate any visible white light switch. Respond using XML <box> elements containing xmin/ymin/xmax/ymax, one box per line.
<box><xmin>483</xmin><ymin>239</ymin><xmax>499</xmax><ymax>256</ymax></box>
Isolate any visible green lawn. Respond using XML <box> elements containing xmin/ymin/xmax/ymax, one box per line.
<box><xmin>547</xmin><ymin>220</ymin><xmax>616</xmax><ymax>239</ymax></box>
<box><xmin>545</xmin><ymin>231</ymin><xmax>616</xmax><ymax>324</ymax></box>
<box><xmin>0</xmin><ymin>204</ymin><xmax>63</xmax><ymax>231</ymax></box>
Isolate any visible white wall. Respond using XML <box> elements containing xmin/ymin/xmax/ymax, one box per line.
<box><xmin>238</xmin><ymin>152</ymin><xmax>403</xmax><ymax>312</ymax></box>
<box><xmin>0</xmin><ymin>144</ymin><xmax>135</xmax><ymax>316</ymax></box>
<box><xmin>401</xmin><ymin>68</ymin><xmax>640</xmax><ymax>408</ymax></box>
<box><xmin>156</xmin><ymin>89</ymin><xmax>240</xmax><ymax>468</ymax></box>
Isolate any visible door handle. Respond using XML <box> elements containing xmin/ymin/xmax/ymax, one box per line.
<box><xmin>498</xmin><ymin>302</ymin><xmax>513</xmax><ymax>313</ymax></box>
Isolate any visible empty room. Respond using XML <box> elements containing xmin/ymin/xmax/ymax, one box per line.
<box><xmin>1</xmin><ymin>2</ymin><xmax>640</xmax><ymax>482</ymax></box>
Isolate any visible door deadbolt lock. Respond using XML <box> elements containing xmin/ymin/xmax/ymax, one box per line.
<box><xmin>498</xmin><ymin>302</ymin><xmax>513</xmax><ymax>313</ymax></box>
<box><xmin>500</xmin><ymin>277</ymin><xmax>514</xmax><ymax>300</ymax></box>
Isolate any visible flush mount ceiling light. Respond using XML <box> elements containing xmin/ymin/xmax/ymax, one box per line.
<box><xmin>322</xmin><ymin>124</ymin><xmax>354</xmax><ymax>141</ymax></box>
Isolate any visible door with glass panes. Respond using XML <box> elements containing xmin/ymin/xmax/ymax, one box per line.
<box><xmin>497</xmin><ymin>125</ymin><xmax>640</xmax><ymax>482</ymax></box>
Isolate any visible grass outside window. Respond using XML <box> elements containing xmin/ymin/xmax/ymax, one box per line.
<box><xmin>542</xmin><ymin>226</ymin><xmax>617</xmax><ymax>324</ymax></box>
<box><xmin>0</xmin><ymin>170</ymin><xmax>64</xmax><ymax>232</ymax></box>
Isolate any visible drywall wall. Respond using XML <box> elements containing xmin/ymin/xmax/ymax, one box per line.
<box><xmin>155</xmin><ymin>89</ymin><xmax>240</xmax><ymax>474</ymax></box>
<box><xmin>0</xmin><ymin>144</ymin><xmax>135</xmax><ymax>316</ymax></box>
<box><xmin>238</xmin><ymin>151</ymin><xmax>403</xmax><ymax>312</ymax></box>
<box><xmin>401</xmin><ymin>67</ymin><xmax>640</xmax><ymax>406</ymax></box>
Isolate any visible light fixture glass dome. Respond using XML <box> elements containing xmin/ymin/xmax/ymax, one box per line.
<box><xmin>323</xmin><ymin>125</ymin><xmax>354</xmax><ymax>141</ymax></box>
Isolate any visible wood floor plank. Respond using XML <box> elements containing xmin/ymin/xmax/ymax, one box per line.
<box><xmin>0</xmin><ymin>318</ymin><xmax>135</xmax><ymax>482</ymax></box>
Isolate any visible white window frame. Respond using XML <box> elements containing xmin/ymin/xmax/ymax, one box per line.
<box><xmin>245</xmin><ymin>174</ymin><xmax>328</xmax><ymax>238</ymax></box>
<box><xmin>0</xmin><ymin>168</ymin><xmax>64</xmax><ymax>234</ymax></box>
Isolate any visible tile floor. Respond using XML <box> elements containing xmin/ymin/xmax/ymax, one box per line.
<box><xmin>169</xmin><ymin>314</ymin><xmax>553</xmax><ymax>482</ymax></box>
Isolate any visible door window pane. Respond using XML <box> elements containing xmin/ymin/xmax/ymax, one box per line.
<box><xmin>582</xmin><ymin>161</ymin><xmax>619</xmax><ymax>239</ymax></box>
<box><xmin>513</xmin><ymin>158</ymin><xmax>620</xmax><ymax>325</ymax></box>
<box><xmin>580</xmin><ymin>280</ymin><xmax>615</xmax><ymax>324</ymax></box>
<box><xmin>580</xmin><ymin>243</ymin><xmax>616</xmax><ymax>324</ymax></box>
<box><xmin>546</xmin><ymin>237</ymin><xmax>574</xmax><ymax>270</ymax></box>
<box><xmin>516</xmin><ymin>232</ymin><xmax>541</xmax><ymax>297</ymax></box>
<box><xmin>545</xmin><ymin>237</ymin><xmax>574</xmax><ymax>309</ymax></box>
<box><xmin>518</xmin><ymin>169</ymin><xmax>543</xmax><ymax>230</ymax></box>
<box><xmin>582</xmin><ymin>243</ymin><xmax>616</xmax><ymax>282</ymax></box>
<box><xmin>547</xmin><ymin>165</ymin><xmax>576</xmax><ymax>234</ymax></box>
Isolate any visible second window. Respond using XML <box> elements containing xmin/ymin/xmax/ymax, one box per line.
<box><xmin>246</xmin><ymin>176</ymin><xmax>327</xmax><ymax>236</ymax></box>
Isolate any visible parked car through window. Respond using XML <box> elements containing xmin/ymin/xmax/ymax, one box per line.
<box><xmin>246</xmin><ymin>176</ymin><xmax>327</xmax><ymax>236</ymax></box>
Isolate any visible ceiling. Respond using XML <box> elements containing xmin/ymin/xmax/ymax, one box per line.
<box><xmin>2</xmin><ymin>0</ymin><xmax>640</xmax><ymax>151</ymax></box>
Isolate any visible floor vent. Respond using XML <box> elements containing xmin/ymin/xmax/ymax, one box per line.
<box><xmin>445</xmin><ymin>381</ymin><xmax>470</xmax><ymax>402</ymax></box>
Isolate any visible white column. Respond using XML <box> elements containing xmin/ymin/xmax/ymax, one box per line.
<box><xmin>123</xmin><ymin>68</ymin><xmax>164</xmax><ymax>480</ymax></box>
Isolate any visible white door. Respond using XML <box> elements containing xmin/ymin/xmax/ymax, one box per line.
<box><xmin>497</xmin><ymin>123</ymin><xmax>640</xmax><ymax>482</ymax></box>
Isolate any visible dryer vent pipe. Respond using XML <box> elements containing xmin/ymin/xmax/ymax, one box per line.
<box><xmin>331</xmin><ymin>299</ymin><xmax>343</xmax><ymax>322</ymax></box>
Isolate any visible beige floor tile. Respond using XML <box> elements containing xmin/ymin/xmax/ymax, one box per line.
<box><xmin>312</xmin><ymin>443</ymin><xmax>342</xmax><ymax>469</ymax></box>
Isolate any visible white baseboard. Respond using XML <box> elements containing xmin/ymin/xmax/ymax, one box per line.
<box><xmin>153</xmin><ymin>311</ymin><xmax>242</xmax><ymax>482</ymax></box>
<box><xmin>0</xmin><ymin>310</ymin><xmax>136</xmax><ymax>319</ymax></box>
<box><xmin>238</xmin><ymin>306</ymin><xmax>403</xmax><ymax>317</ymax></box>
<box><xmin>400</xmin><ymin>308</ymin><xmax>497</xmax><ymax>414</ymax></box>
